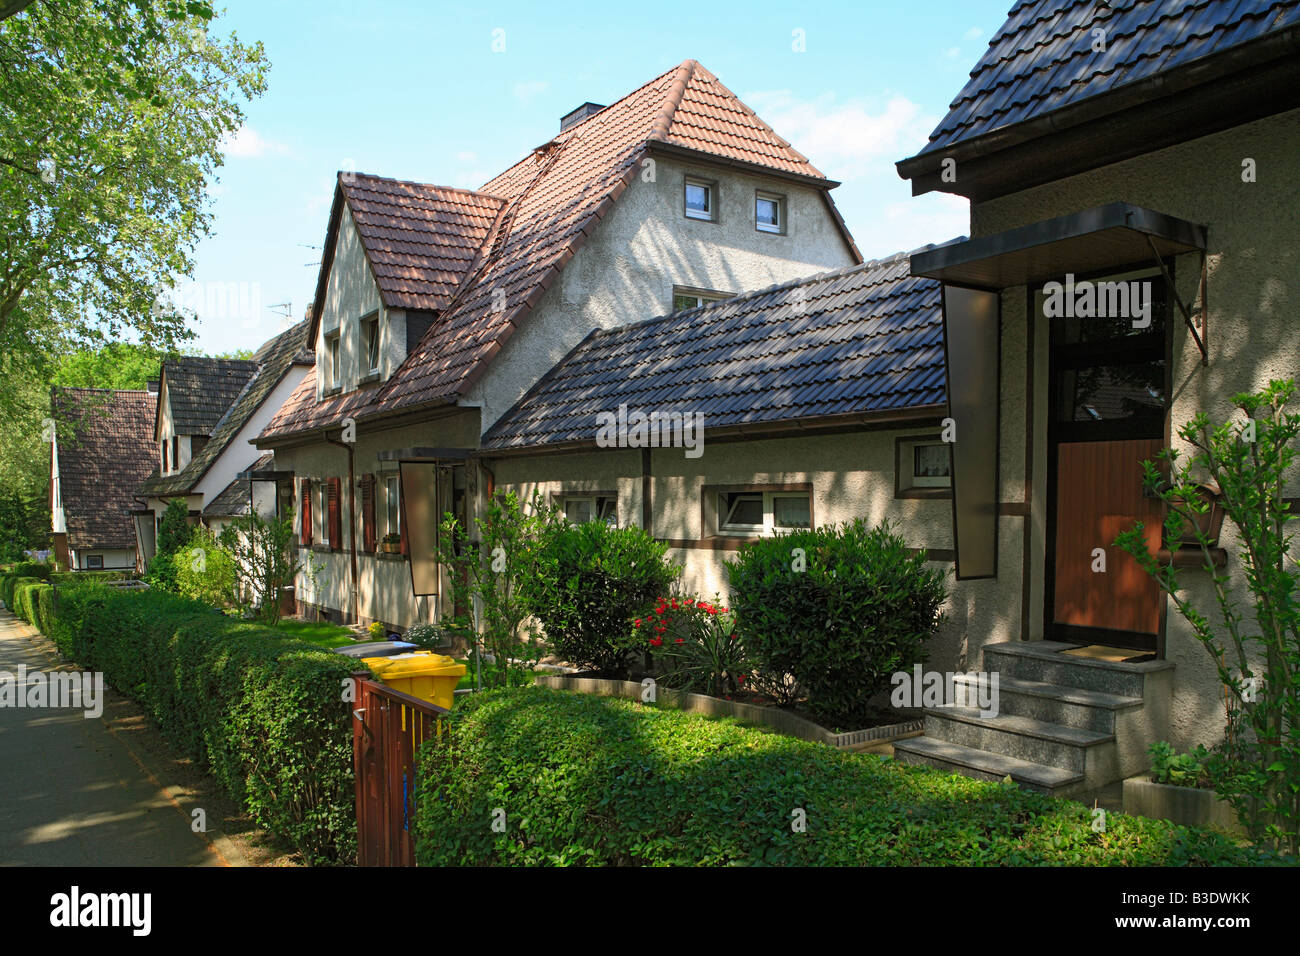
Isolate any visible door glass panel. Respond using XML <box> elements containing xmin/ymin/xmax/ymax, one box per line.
<box><xmin>1055</xmin><ymin>362</ymin><xmax>1165</xmax><ymax>425</ymax></box>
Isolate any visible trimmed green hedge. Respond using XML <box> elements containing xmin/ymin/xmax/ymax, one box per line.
<box><xmin>24</xmin><ymin>583</ymin><xmax>357</xmax><ymax>865</ymax></box>
<box><xmin>415</xmin><ymin>687</ymin><xmax>1283</xmax><ymax>866</ymax></box>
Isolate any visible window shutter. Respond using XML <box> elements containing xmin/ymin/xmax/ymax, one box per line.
<box><xmin>327</xmin><ymin>477</ymin><xmax>342</xmax><ymax>551</ymax></box>
<box><xmin>300</xmin><ymin>479</ymin><xmax>313</xmax><ymax>546</ymax></box>
<box><xmin>361</xmin><ymin>474</ymin><xmax>376</xmax><ymax>552</ymax></box>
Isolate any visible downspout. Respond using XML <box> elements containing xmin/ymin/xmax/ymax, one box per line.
<box><xmin>325</xmin><ymin>433</ymin><xmax>360</xmax><ymax>623</ymax></box>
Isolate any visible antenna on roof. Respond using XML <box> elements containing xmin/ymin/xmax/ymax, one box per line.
<box><xmin>269</xmin><ymin>301</ymin><xmax>293</xmax><ymax>329</ymax></box>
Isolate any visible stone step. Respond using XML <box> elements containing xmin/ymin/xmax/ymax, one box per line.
<box><xmin>982</xmin><ymin>641</ymin><xmax>1172</xmax><ymax>698</ymax></box>
<box><xmin>923</xmin><ymin>705</ymin><xmax>1115</xmax><ymax>775</ymax></box>
<box><xmin>951</xmin><ymin>672</ymin><xmax>1142</xmax><ymax>733</ymax></box>
<box><xmin>892</xmin><ymin>736</ymin><xmax>1084</xmax><ymax>796</ymax></box>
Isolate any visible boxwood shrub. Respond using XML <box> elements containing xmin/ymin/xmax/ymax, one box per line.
<box><xmin>415</xmin><ymin>687</ymin><xmax>1281</xmax><ymax>866</ymax></box>
<box><xmin>524</xmin><ymin>518</ymin><xmax>679</xmax><ymax>675</ymax></box>
<box><xmin>29</xmin><ymin>584</ymin><xmax>357</xmax><ymax>865</ymax></box>
<box><xmin>725</xmin><ymin>519</ymin><xmax>947</xmax><ymax>725</ymax></box>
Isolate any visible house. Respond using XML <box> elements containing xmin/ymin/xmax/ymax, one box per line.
<box><xmin>886</xmin><ymin>0</ymin><xmax>1300</xmax><ymax>789</ymax></box>
<box><xmin>136</xmin><ymin>319</ymin><xmax>314</xmax><ymax>559</ymax></box>
<box><xmin>255</xmin><ymin>60</ymin><xmax>864</xmax><ymax>627</ymax></box>
<box><xmin>49</xmin><ymin>386</ymin><xmax>159</xmax><ymax>571</ymax></box>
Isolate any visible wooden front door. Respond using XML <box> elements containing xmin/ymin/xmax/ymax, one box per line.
<box><xmin>1052</xmin><ymin>438</ymin><xmax>1163</xmax><ymax>640</ymax></box>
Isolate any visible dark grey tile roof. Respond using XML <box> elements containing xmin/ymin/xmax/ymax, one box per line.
<box><xmin>483</xmin><ymin>254</ymin><xmax>945</xmax><ymax>451</ymax></box>
<box><xmin>921</xmin><ymin>0</ymin><xmax>1300</xmax><ymax>155</ymax></box>
<box><xmin>203</xmin><ymin>453</ymin><xmax>274</xmax><ymax>517</ymax></box>
<box><xmin>163</xmin><ymin>355</ymin><xmax>259</xmax><ymax>435</ymax></box>
<box><xmin>142</xmin><ymin>320</ymin><xmax>312</xmax><ymax>498</ymax></box>
<box><xmin>51</xmin><ymin>387</ymin><xmax>158</xmax><ymax>550</ymax></box>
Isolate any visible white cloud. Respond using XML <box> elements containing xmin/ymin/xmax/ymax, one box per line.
<box><xmin>513</xmin><ymin>80</ymin><xmax>549</xmax><ymax>104</ymax></box>
<box><xmin>221</xmin><ymin>126</ymin><xmax>290</xmax><ymax>159</ymax></box>
<box><xmin>456</xmin><ymin>150</ymin><xmax>478</xmax><ymax>164</ymax></box>
<box><xmin>964</xmin><ymin>26</ymin><xmax>983</xmax><ymax>40</ymax></box>
<box><xmin>945</xmin><ymin>46</ymin><xmax>962</xmax><ymax>59</ymax></box>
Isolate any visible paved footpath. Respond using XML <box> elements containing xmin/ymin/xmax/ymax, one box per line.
<box><xmin>0</xmin><ymin>611</ymin><xmax>221</xmax><ymax>866</ymax></box>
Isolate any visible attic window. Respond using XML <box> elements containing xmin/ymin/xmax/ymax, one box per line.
<box><xmin>672</xmin><ymin>286</ymin><xmax>732</xmax><ymax>312</ymax></box>
<box><xmin>684</xmin><ymin>178</ymin><xmax>715</xmax><ymax>221</ymax></box>
<box><xmin>325</xmin><ymin>331</ymin><xmax>341</xmax><ymax>389</ymax></box>
<box><xmin>756</xmin><ymin>191</ymin><xmax>785</xmax><ymax>234</ymax></box>
<box><xmin>362</xmin><ymin>312</ymin><xmax>381</xmax><ymax>373</ymax></box>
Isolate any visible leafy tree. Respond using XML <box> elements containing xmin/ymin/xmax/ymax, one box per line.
<box><xmin>1117</xmin><ymin>379</ymin><xmax>1300</xmax><ymax>855</ymax></box>
<box><xmin>218</xmin><ymin>509</ymin><xmax>301</xmax><ymax>626</ymax></box>
<box><xmin>145</xmin><ymin>497</ymin><xmax>192</xmax><ymax>590</ymax></box>
<box><xmin>175</xmin><ymin>525</ymin><xmax>235</xmax><ymax>608</ymax></box>
<box><xmin>53</xmin><ymin>342</ymin><xmax>170</xmax><ymax>390</ymax></box>
<box><xmin>0</xmin><ymin>0</ymin><xmax>269</xmax><ymax>405</ymax></box>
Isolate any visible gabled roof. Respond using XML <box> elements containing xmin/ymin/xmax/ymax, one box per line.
<box><xmin>51</xmin><ymin>387</ymin><xmax>158</xmax><ymax>550</ymax></box>
<box><xmin>920</xmin><ymin>0</ymin><xmax>1300</xmax><ymax>155</ymax></box>
<box><xmin>263</xmin><ymin>60</ymin><xmax>857</xmax><ymax>444</ymax></box>
<box><xmin>142</xmin><ymin>320</ymin><xmax>313</xmax><ymax>498</ymax></box>
<box><xmin>482</xmin><ymin>253</ymin><xmax>945</xmax><ymax>452</ymax></box>
<box><xmin>161</xmin><ymin>356</ymin><xmax>259</xmax><ymax>436</ymax></box>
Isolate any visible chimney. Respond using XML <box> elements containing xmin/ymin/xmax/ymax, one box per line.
<box><xmin>560</xmin><ymin>102</ymin><xmax>605</xmax><ymax>132</ymax></box>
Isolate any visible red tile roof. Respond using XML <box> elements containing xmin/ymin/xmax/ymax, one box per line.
<box><xmin>261</xmin><ymin>60</ymin><xmax>851</xmax><ymax>443</ymax></box>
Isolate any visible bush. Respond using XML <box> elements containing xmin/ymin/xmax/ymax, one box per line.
<box><xmin>525</xmin><ymin>517</ymin><xmax>679</xmax><ymax>675</ymax></box>
<box><xmin>641</xmin><ymin>595</ymin><xmax>747</xmax><ymax>697</ymax></box>
<box><xmin>1149</xmin><ymin>741</ymin><xmax>1213</xmax><ymax>789</ymax></box>
<box><xmin>414</xmin><ymin>687</ymin><xmax>1279</xmax><ymax>866</ymax></box>
<box><xmin>367</xmin><ymin>620</ymin><xmax>387</xmax><ymax>640</ymax></box>
<box><xmin>146</xmin><ymin>498</ymin><xmax>194</xmax><ymax>592</ymax></box>
<box><xmin>403</xmin><ymin>622</ymin><xmax>449</xmax><ymax>649</ymax></box>
<box><xmin>725</xmin><ymin>519</ymin><xmax>947</xmax><ymax>726</ymax></box>
<box><xmin>40</xmin><ymin>585</ymin><xmax>356</xmax><ymax>864</ymax></box>
<box><xmin>175</xmin><ymin>528</ymin><xmax>237</xmax><ymax>608</ymax></box>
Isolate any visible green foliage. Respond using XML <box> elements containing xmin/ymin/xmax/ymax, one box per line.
<box><xmin>174</xmin><ymin>527</ymin><xmax>236</xmax><ymax>608</ymax></box>
<box><xmin>53</xmin><ymin>342</ymin><xmax>170</xmax><ymax>390</ymax></box>
<box><xmin>145</xmin><ymin>499</ymin><xmax>192</xmax><ymax>592</ymax></box>
<box><xmin>414</xmin><ymin>687</ymin><xmax>1279</xmax><ymax>867</ymax></box>
<box><xmin>403</xmin><ymin>622</ymin><xmax>449</xmax><ymax>650</ymax></box>
<box><xmin>437</xmin><ymin>490</ymin><xmax>549</xmax><ymax>688</ymax></box>
<box><xmin>218</xmin><ymin>509</ymin><xmax>302</xmax><ymax>626</ymax></box>
<box><xmin>40</xmin><ymin>583</ymin><xmax>355</xmax><ymax>864</ymax></box>
<box><xmin>0</xmin><ymin>489</ymin><xmax>48</xmax><ymax>561</ymax></box>
<box><xmin>524</xmin><ymin>512</ymin><xmax>680</xmax><ymax>676</ymax></box>
<box><xmin>1116</xmin><ymin>379</ymin><xmax>1300</xmax><ymax>854</ymax></box>
<box><xmin>0</xmin><ymin>1</ymin><xmax>269</xmax><ymax>408</ymax></box>
<box><xmin>1149</xmin><ymin>741</ymin><xmax>1213</xmax><ymax>789</ymax></box>
<box><xmin>642</xmin><ymin>595</ymin><xmax>748</xmax><ymax>697</ymax></box>
<box><xmin>725</xmin><ymin>519</ymin><xmax>948</xmax><ymax>725</ymax></box>
<box><xmin>368</xmin><ymin>620</ymin><xmax>387</xmax><ymax>640</ymax></box>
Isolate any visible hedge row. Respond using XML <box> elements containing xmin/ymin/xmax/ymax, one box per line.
<box><xmin>8</xmin><ymin>579</ymin><xmax>357</xmax><ymax>865</ymax></box>
<box><xmin>416</xmin><ymin>687</ymin><xmax>1281</xmax><ymax>866</ymax></box>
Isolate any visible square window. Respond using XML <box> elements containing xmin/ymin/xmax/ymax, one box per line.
<box><xmin>564</xmin><ymin>497</ymin><xmax>594</xmax><ymax>525</ymax></box>
<box><xmin>714</xmin><ymin>488</ymin><xmax>812</xmax><ymax>536</ymax></box>
<box><xmin>685</xmin><ymin>179</ymin><xmax>714</xmax><ymax>221</ymax></box>
<box><xmin>772</xmin><ymin>494</ymin><xmax>810</xmax><ymax>529</ymax></box>
<box><xmin>562</xmin><ymin>495</ymin><xmax>617</xmax><ymax>525</ymax></box>
<box><xmin>756</xmin><ymin>192</ymin><xmax>784</xmax><ymax>234</ymax></box>
<box><xmin>86</xmin><ymin>554</ymin><xmax>104</xmax><ymax>570</ymax></box>
<box><xmin>898</xmin><ymin>438</ymin><xmax>952</xmax><ymax>494</ymax></box>
<box><xmin>721</xmin><ymin>493</ymin><xmax>764</xmax><ymax>533</ymax></box>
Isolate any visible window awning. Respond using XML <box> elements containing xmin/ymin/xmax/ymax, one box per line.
<box><xmin>910</xmin><ymin>202</ymin><xmax>1206</xmax><ymax>289</ymax></box>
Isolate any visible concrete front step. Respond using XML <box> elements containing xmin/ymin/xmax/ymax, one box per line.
<box><xmin>982</xmin><ymin>640</ymin><xmax>1173</xmax><ymax>698</ymax></box>
<box><xmin>892</xmin><ymin>736</ymin><xmax>1084</xmax><ymax>796</ymax></box>
<box><xmin>923</xmin><ymin>705</ymin><xmax>1116</xmax><ymax>776</ymax></box>
<box><xmin>952</xmin><ymin>672</ymin><xmax>1142</xmax><ymax>733</ymax></box>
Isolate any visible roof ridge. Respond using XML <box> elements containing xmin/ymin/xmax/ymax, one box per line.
<box><xmin>649</xmin><ymin>59</ymin><xmax>697</xmax><ymax>140</ymax></box>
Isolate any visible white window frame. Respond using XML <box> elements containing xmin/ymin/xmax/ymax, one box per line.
<box><xmin>325</xmin><ymin>331</ymin><xmax>341</xmax><ymax>389</ymax></box>
<box><xmin>671</xmin><ymin>285</ymin><xmax>732</xmax><ymax>312</ymax></box>
<box><xmin>86</xmin><ymin>554</ymin><xmax>104</xmax><ymax>570</ymax></box>
<box><xmin>755</xmin><ymin>190</ymin><xmax>785</xmax><ymax>234</ymax></box>
<box><xmin>898</xmin><ymin>438</ymin><xmax>952</xmax><ymax>493</ymax></box>
<box><xmin>384</xmin><ymin>474</ymin><xmax>400</xmax><ymax>537</ymax></box>
<box><xmin>561</xmin><ymin>494</ymin><xmax>617</xmax><ymax>526</ymax></box>
<box><xmin>717</xmin><ymin>490</ymin><xmax>811</xmax><ymax>536</ymax></box>
<box><xmin>684</xmin><ymin>177</ymin><xmax>716</xmax><ymax>222</ymax></box>
<box><xmin>362</xmin><ymin>312</ymin><xmax>381</xmax><ymax>374</ymax></box>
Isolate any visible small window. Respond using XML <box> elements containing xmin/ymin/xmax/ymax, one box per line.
<box><xmin>162</xmin><ymin>440</ymin><xmax>168</xmax><ymax>473</ymax></box>
<box><xmin>716</xmin><ymin>489</ymin><xmax>811</xmax><ymax>536</ymax></box>
<box><xmin>562</xmin><ymin>495</ymin><xmax>617</xmax><ymax>525</ymax></box>
<box><xmin>684</xmin><ymin>178</ymin><xmax>715</xmax><ymax>221</ymax></box>
<box><xmin>897</xmin><ymin>437</ymin><xmax>952</xmax><ymax>496</ymax></box>
<box><xmin>325</xmin><ymin>332</ymin><xmax>341</xmax><ymax>388</ymax></box>
<box><xmin>363</xmin><ymin>313</ymin><xmax>381</xmax><ymax>373</ymax></box>
<box><xmin>756</xmin><ymin>191</ymin><xmax>785</xmax><ymax>234</ymax></box>
<box><xmin>171</xmin><ymin>435</ymin><xmax>178</xmax><ymax>470</ymax></box>
<box><xmin>672</xmin><ymin>286</ymin><xmax>732</xmax><ymax>312</ymax></box>
<box><xmin>319</xmin><ymin>484</ymin><xmax>330</xmax><ymax>546</ymax></box>
<box><xmin>384</xmin><ymin>474</ymin><xmax>400</xmax><ymax>536</ymax></box>
<box><xmin>86</xmin><ymin>555</ymin><xmax>104</xmax><ymax>570</ymax></box>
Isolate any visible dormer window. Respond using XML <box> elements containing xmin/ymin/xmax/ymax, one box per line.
<box><xmin>362</xmin><ymin>312</ymin><xmax>381</xmax><ymax>374</ymax></box>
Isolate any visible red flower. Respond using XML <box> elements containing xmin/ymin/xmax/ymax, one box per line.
<box><xmin>649</xmin><ymin>637</ymin><xmax>662</xmax><ymax>647</ymax></box>
<box><xmin>633</xmin><ymin>618</ymin><xmax>642</xmax><ymax>628</ymax></box>
<box><xmin>675</xmin><ymin>637</ymin><xmax>684</xmax><ymax>644</ymax></box>
<box><xmin>684</xmin><ymin>598</ymin><xmax>695</xmax><ymax>606</ymax></box>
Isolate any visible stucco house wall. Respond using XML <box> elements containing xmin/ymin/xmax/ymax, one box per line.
<box><xmin>966</xmin><ymin>107</ymin><xmax>1300</xmax><ymax>750</ymax></box>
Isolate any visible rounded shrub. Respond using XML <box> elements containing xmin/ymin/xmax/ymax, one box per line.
<box><xmin>724</xmin><ymin>518</ymin><xmax>947</xmax><ymax>726</ymax></box>
<box><xmin>524</xmin><ymin>518</ymin><xmax>679</xmax><ymax>675</ymax></box>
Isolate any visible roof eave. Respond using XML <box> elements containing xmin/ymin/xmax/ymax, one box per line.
<box><xmin>645</xmin><ymin>139</ymin><xmax>839</xmax><ymax>190</ymax></box>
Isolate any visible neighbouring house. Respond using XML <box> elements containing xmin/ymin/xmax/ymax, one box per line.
<box><xmin>49</xmin><ymin>386</ymin><xmax>159</xmax><ymax>571</ymax></box>
<box><xmin>137</xmin><ymin>319</ymin><xmax>314</xmax><ymax>561</ymax></box>
<box><xmin>884</xmin><ymin>0</ymin><xmax>1300</xmax><ymax>789</ymax></box>
<box><xmin>255</xmin><ymin>60</ymin><xmax>863</xmax><ymax>627</ymax></box>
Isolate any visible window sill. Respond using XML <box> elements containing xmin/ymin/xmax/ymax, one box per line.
<box><xmin>358</xmin><ymin>370</ymin><xmax>383</xmax><ymax>387</ymax></box>
<box><xmin>322</xmin><ymin>386</ymin><xmax>342</xmax><ymax>398</ymax></box>
<box><xmin>896</xmin><ymin>487</ymin><xmax>953</xmax><ymax>500</ymax></box>
<box><xmin>310</xmin><ymin>544</ymin><xmax>339</xmax><ymax>554</ymax></box>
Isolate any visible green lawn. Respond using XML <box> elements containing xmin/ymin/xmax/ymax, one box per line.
<box><xmin>273</xmin><ymin>619</ymin><xmax>358</xmax><ymax>649</ymax></box>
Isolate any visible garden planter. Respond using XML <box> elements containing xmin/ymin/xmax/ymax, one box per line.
<box><xmin>380</xmin><ymin>542</ymin><xmax>401</xmax><ymax>554</ymax></box>
<box><xmin>1121</xmin><ymin>776</ymin><xmax>1244</xmax><ymax>835</ymax></box>
<box><xmin>533</xmin><ymin>674</ymin><xmax>923</xmax><ymax>750</ymax></box>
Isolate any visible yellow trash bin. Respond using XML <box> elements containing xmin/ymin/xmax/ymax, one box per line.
<box><xmin>361</xmin><ymin>651</ymin><xmax>466</xmax><ymax>711</ymax></box>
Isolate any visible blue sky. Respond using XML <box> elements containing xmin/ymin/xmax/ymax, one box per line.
<box><xmin>189</xmin><ymin>0</ymin><xmax>1011</xmax><ymax>354</ymax></box>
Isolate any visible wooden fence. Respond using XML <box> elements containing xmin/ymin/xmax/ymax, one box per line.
<box><xmin>351</xmin><ymin>673</ymin><xmax>448</xmax><ymax>867</ymax></box>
